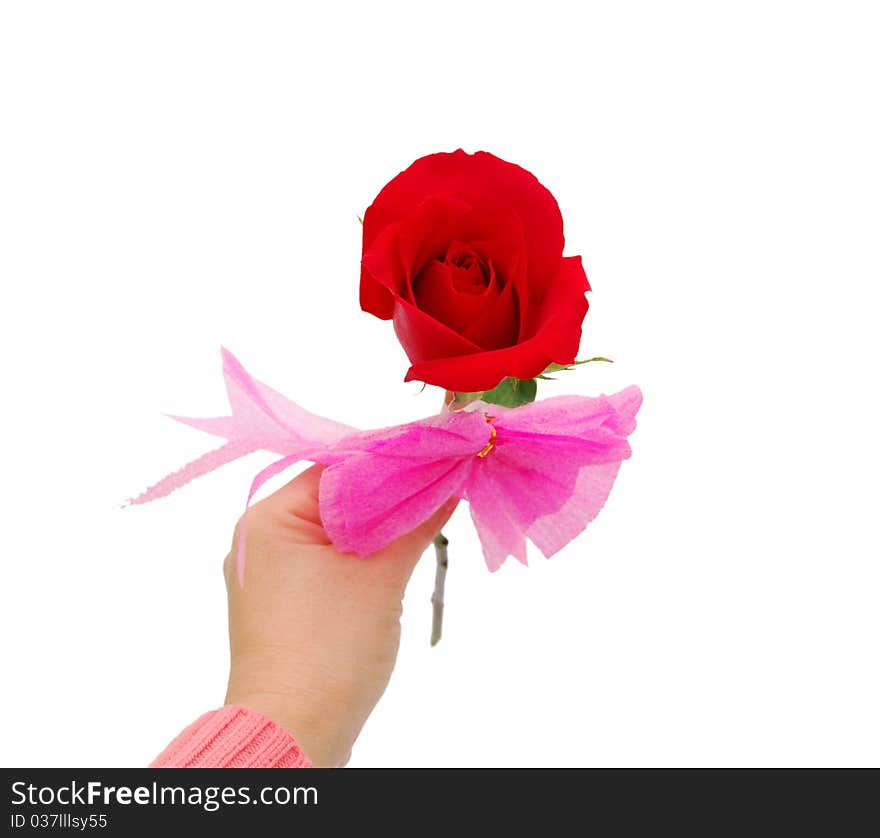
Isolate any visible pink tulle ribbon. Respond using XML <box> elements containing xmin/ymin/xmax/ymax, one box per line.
<box><xmin>129</xmin><ymin>349</ymin><xmax>642</xmax><ymax>582</ymax></box>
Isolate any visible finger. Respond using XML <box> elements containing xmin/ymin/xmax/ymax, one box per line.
<box><xmin>231</xmin><ymin>464</ymin><xmax>330</xmax><ymax>561</ymax></box>
<box><xmin>253</xmin><ymin>463</ymin><xmax>325</xmax><ymax>526</ymax></box>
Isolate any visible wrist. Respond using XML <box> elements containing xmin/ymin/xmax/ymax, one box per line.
<box><xmin>224</xmin><ymin>685</ymin><xmax>349</xmax><ymax>768</ymax></box>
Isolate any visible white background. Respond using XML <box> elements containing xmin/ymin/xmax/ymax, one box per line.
<box><xmin>1</xmin><ymin>1</ymin><xmax>878</xmax><ymax>767</ymax></box>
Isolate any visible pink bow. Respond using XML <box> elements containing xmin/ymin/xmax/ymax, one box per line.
<box><xmin>130</xmin><ymin>349</ymin><xmax>642</xmax><ymax>582</ymax></box>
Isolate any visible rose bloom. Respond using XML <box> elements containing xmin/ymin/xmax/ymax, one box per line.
<box><xmin>360</xmin><ymin>149</ymin><xmax>590</xmax><ymax>392</ymax></box>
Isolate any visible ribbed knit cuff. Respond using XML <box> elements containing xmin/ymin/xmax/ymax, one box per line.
<box><xmin>150</xmin><ymin>706</ymin><xmax>313</xmax><ymax>768</ymax></box>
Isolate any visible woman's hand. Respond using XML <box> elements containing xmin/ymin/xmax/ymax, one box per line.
<box><xmin>223</xmin><ymin>465</ymin><xmax>457</xmax><ymax>767</ymax></box>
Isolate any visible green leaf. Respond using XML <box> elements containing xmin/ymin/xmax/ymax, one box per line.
<box><xmin>543</xmin><ymin>357</ymin><xmax>614</xmax><ymax>374</ymax></box>
<box><xmin>481</xmin><ymin>377</ymin><xmax>538</xmax><ymax>408</ymax></box>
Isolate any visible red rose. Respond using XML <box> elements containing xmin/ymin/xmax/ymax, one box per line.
<box><xmin>360</xmin><ymin>150</ymin><xmax>590</xmax><ymax>392</ymax></box>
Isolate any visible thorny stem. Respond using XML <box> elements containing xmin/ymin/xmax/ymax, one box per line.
<box><xmin>430</xmin><ymin>532</ymin><xmax>449</xmax><ymax>646</ymax></box>
<box><xmin>428</xmin><ymin>389</ymin><xmax>462</xmax><ymax>646</ymax></box>
<box><xmin>428</xmin><ymin>389</ymin><xmax>465</xmax><ymax>646</ymax></box>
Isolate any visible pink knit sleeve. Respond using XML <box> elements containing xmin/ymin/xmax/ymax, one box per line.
<box><xmin>150</xmin><ymin>705</ymin><xmax>313</xmax><ymax>768</ymax></box>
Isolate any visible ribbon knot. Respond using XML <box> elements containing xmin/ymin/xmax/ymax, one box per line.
<box><xmin>476</xmin><ymin>415</ymin><xmax>497</xmax><ymax>459</ymax></box>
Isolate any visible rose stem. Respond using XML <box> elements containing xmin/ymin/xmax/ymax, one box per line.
<box><xmin>428</xmin><ymin>389</ymin><xmax>464</xmax><ymax>645</ymax></box>
<box><xmin>430</xmin><ymin>532</ymin><xmax>449</xmax><ymax>646</ymax></box>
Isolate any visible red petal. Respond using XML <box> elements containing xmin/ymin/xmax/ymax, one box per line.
<box><xmin>414</xmin><ymin>259</ymin><xmax>500</xmax><ymax>335</ymax></box>
<box><xmin>404</xmin><ymin>256</ymin><xmax>589</xmax><ymax>391</ymax></box>
<box><xmin>362</xmin><ymin>196</ymin><xmax>473</xmax><ymax>313</ymax></box>
<box><xmin>362</xmin><ymin>198</ymin><xmax>531</xmax><ymax>345</ymax></box>
<box><xmin>363</xmin><ymin>150</ymin><xmax>564</xmax><ymax>296</ymax></box>
<box><xmin>392</xmin><ymin>298</ymin><xmax>482</xmax><ymax>366</ymax></box>
<box><xmin>461</xmin><ymin>273</ymin><xmax>520</xmax><ymax>350</ymax></box>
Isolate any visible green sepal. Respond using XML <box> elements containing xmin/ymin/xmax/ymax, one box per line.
<box><xmin>480</xmin><ymin>377</ymin><xmax>538</xmax><ymax>408</ymax></box>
